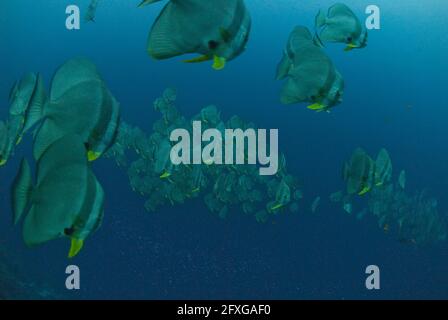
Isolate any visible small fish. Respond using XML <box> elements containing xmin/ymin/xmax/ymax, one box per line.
<box><xmin>277</xmin><ymin>26</ymin><xmax>344</xmax><ymax>112</ymax></box>
<box><xmin>311</xmin><ymin>196</ymin><xmax>321</xmax><ymax>213</ymax></box>
<box><xmin>315</xmin><ymin>3</ymin><xmax>368</xmax><ymax>51</ymax></box>
<box><xmin>85</xmin><ymin>0</ymin><xmax>100</xmax><ymax>23</ymax></box>
<box><xmin>32</xmin><ymin>58</ymin><xmax>120</xmax><ymax>162</ymax></box>
<box><xmin>141</xmin><ymin>0</ymin><xmax>251</xmax><ymax>70</ymax></box>
<box><xmin>374</xmin><ymin>148</ymin><xmax>392</xmax><ymax>187</ymax></box>
<box><xmin>12</xmin><ymin>135</ymin><xmax>104</xmax><ymax>258</ymax></box>
<box><xmin>344</xmin><ymin>148</ymin><xmax>375</xmax><ymax>196</ymax></box>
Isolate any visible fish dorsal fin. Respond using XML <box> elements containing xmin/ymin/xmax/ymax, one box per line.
<box><xmin>290</xmin><ymin>26</ymin><xmax>313</xmax><ymax>45</ymax></box>
<box><xmin>327</xmin><ymin>3</ymin><xmax>356</xmax><ymax>19</ymax></box>
<box><xmin>23</xmin><ymin>73</ymin><xmax>47</xmax><ymax>134</ymax></box>
<box><xmin>9</xmin><ymin>73</ymin><xmax>37</xmax><ymax>116</ymax></box>
<box><xmin>315</xmin><ymin>9</ymin><xmax>327</xmax><ymax>28</ymax></box>
<box><xmin>147</xmin><ymin>1</ymin><xmax>204</xmax><ymax>60</ymax></box>
<box><xmin>11</xmin><ymin>158</ymin><xmax>34</xmax><ymax>225</ymax></box>
<box><xmin>138</xmin><ymin>0</ymin><xmax>163</xmax><ymax>8</ymax></box>
<box><xmin>50</xmin><ymin>58</ymin><xmax>101</xmax><ymax>103</ymax></box>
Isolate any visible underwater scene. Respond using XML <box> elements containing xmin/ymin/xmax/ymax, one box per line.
<box><xmin>0</xmin><ymin>0</ymin><xmax>447</xmax><ymax>300</ymax></box>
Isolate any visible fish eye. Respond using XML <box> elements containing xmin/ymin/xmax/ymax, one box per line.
<box><xmin>64</xmin><ymin>227</ymin><xmax>74</xmax><ymax>236</ymax></box>
<box><xmin>208</xmin><ymin>40</ymin><xmax>219</xmax><ymax>50</ymax></box>
<box><xmin>310</xmin><ymin>95</ymin><xmax>316</xmax><ymax>101</ymax></box>
<box><xmin>347</xmin><ymin>37</ymin><xmax>352</xmax><ymax>42</ymax></box>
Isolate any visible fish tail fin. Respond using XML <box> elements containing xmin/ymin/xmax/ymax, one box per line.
<box><xmin>315</xmin><ymin>9</ymin><xmax>327</xmax><ymax>28</ymax></box>
<box><xmin>11</xmin><ymin>158</ymin><xmax>33</xmax><ymax>225</ymax></box>
<box><xmin>23</xmin><ymin>73</ymin><xmax>47</xmax><ymax>134</ymax></box>
<box><xmin>138</xmin><ymin>0</ymin><xmax>163</xmax><ymax>8</ymax></box>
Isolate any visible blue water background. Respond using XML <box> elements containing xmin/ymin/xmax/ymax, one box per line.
<box><xmin>0</xmin><ymin>0</ymin><xmax>447</xmax><ymax>299</ymax></box>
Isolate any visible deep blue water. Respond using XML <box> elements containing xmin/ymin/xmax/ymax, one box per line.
<box><xmin>1</xmin><ymin>0</ymin><xmax>447</xmax><ymax>299</ymax></box>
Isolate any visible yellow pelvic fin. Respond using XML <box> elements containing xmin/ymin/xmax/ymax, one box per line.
<box><xmin>68</xmin><ymin>238</ymin><xmax>84</xmax><ymax>259</ymax></box>
<box><xmin>375</xmin><ymin>182</ymin><xmax>383</xmax><ymax>187</ymax></box>
<box><xmin>344</xmin><ymin>43</ymin><xmax>357</xmax><ymax>52</ymax></box>
<box><xmin>192</xmin><ymin>187</ymin><xmax>200</xmax><ymax>193</ymax></box>
<box><xmin>358</xmin><ymin>186</ymin><xmax>371</xmax><ymax>196</ymax></box>
<box><xmin>183</xmin><ymin>55</ymin><xmax>211</xmax><ymax>64</ymax></box>
<box><xmin>16</xmin><ymin>135</ymin><xmax>23</xmax><ymax>145</ymax></box>
<box><xmin>270</xmin><ymin>203</ymin><xmax>284</xmax><ymax>211</ymax></box>
<box><xmin>87</xmin><ymin>150</ymin><xmax>101</xmax><ymax>162</ymax></box>
<box><xmin>160</xmin><ymin>171</ymin><xmax>171</xmax><ymax>179</ymax></box>
<box><xmin>212</xmin><ymin>56</ymin><xmax>226</xmax><ymax>70</ymax></box>
<box><xmin>0</xmin><ymin>159</ymin><xmax>7</xmax><ymax>166</ymax></box>
<box><xmin>307</xmin><ymin>103</ymin><xmax>326</xmax><ymax>111</ymax></box>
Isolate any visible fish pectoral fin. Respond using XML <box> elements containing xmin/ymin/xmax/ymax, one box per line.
<box><xmin>212</xmin><ymin>56</ymin><xmax>226</xmax><ymax>70</ymax></box>
<box><xmin>307</xmin><ymin>103</ymin><xmax>326</xmax><ymax>111</ymax></box>
<box><xmin>68</xmin><ymin>238</ymin><xmax>84</xmax><ymax>259</ymax></box>
<box><xmin>183</xmin><ymin>55</ymin><xmax>212</xmax><ymax>64</ymax></box>
<box><xmin>87</xmin><ymin>150</ymin><xmax>101</xmax><ymax>162</ymax></box>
